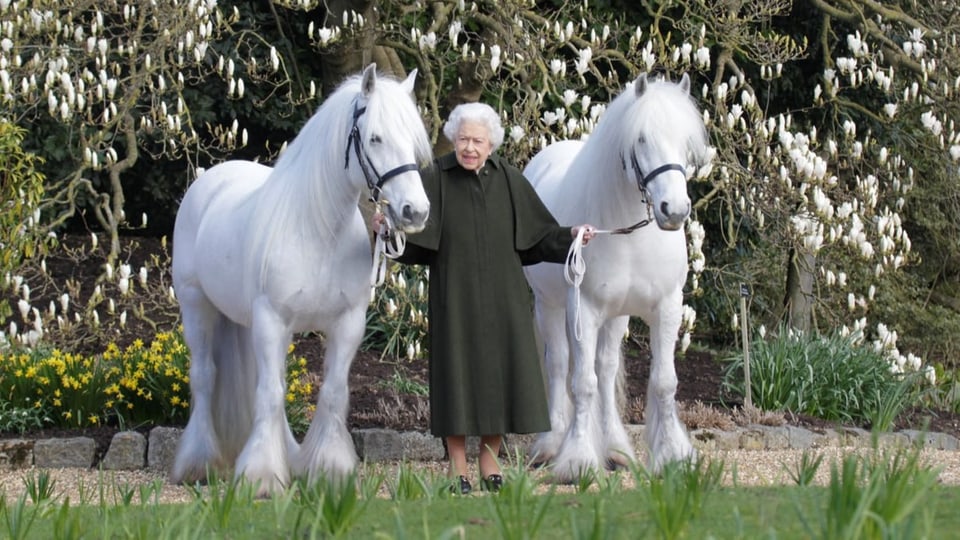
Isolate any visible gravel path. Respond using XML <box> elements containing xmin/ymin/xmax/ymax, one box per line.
<box><xmin>3</xmin><ymin>447</ymin><xmax>959</xmax><ymax>504</ymax></box>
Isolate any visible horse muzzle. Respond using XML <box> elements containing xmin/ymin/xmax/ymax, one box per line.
<box><xmin>653</xmin><ymin>198</ymin><xmax>690</xmax><ymax>231</ymax></box>
<box><xmin>389</xmin><ymin>202</ymin><xmax>429</xmax><ymax>233</ymax></box>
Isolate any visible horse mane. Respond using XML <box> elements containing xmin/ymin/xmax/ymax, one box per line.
<box><xmin>242</xmin><ymin>70</ymin><xmax>432</xmax><ymax>294</ymax></box>
<box><xmin>553</xmin><ymin>75</ymin><xmax>708</xmax><ymax>224</ymax></box>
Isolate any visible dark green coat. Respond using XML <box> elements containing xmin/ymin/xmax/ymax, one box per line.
<box><xmin>397</xmin><ymin>152</ymin><xmax>573</xmax><ymax>437</ymax></box>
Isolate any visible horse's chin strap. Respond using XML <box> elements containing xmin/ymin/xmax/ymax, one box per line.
<box><xmin>603</xmin><ymin>150</ymin><xmax>687</xmax><ymax>234</ymax></box>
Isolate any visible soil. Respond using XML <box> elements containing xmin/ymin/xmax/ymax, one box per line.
<box><xmin>4</xmin><ymin>234</ymin><xmax>960</xmax><ymax>458</ymax></box>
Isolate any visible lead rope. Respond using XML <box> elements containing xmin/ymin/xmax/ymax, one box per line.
<box><xmin>565</xmin><ymin>227</ymin><xmax>589</xmax><ymax>341</ymax></box>
<box><xmin>370</xmin><ymin>206</ymin><xmax>407</xmax><ymax>291</ymax></box>
<box><xmin>563</xmin><ymin>216</ymin><xmax>655</xmax><ymax>341</ymax></box>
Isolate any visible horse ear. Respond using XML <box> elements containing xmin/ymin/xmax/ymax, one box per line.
<box><xmin>361</xmin><ymin>63</ymin><xmax>378</xmax><ymax>96</ymax></box>
<box><xmin>401</xmin><ymin>69</ymin><xmax>418</xmax><ymax>96</ymax></box>
<box><xmin>634</xmin><ymin>73</ymin><xmax>648</xmax><ymax>97</ymax></box>
<box><xmin>678</xmin><ymin>73</ymin><xmax>691</xmax><ymax>95</ymax></box>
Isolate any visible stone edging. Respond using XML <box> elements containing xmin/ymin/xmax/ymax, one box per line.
<box><xmin>1</xmin><ymin>425</ymin><xmax>957</xmax><ymax>473</ymax></box>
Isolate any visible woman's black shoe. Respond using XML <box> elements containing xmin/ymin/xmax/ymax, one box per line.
<box><xmin>481</xmin><ymin>474</ymin><xmax>503</xmax><ymax>492</ymax></box>
<box><xmin>452</xmin><ymin>475</ymin><xmax>472</xmax><ymax>495</ymax></box>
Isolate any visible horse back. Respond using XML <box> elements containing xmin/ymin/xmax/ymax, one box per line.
<box><xmin>524</xmin><ymin>140</ymin><xmax>584</xmax><ymax>195</ymax></box>
<box><xmin>172</xmin><ymin>161</ymin><xmax>272</xmax><ymax>315</ymax></box>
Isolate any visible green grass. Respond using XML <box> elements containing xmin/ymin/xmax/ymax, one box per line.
<box><xmin>10</xmin><ymin>485</ymin><xmax>960</xmax><ymax>539</ymax></box>
<box><xmin>8</xmin><ymin>442</ymin><xmax>957</xmax><ymax>540</ymax></box>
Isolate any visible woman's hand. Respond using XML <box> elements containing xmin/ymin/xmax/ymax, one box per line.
<box><xmin>371</xmin><ymin>211</ymin><xmax>387</xmax><ymax>233</ymax></box>
<box><xmin>571</xmin><ymin>224</ymin><xmax>596</xmax><ymax>245</ymax></box>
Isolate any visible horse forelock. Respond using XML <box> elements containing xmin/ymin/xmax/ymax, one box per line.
<box><xmin>361</xmin><ymin>76</ymin><xmax>433</xmax><ymax>166</ymax></box>
<box><xmin>621</xmin><ymin>79</ymin><xmax>707</xmax><ymax>166</ymax></box>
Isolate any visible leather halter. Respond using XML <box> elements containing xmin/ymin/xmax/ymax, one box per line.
<box><xmin>344</xmin><ymin>102</ymin><xmax>419</xmax><ymax>202</ymax></box>
<box><xmin>612</xmin><ymin>148</ymin><xmax>686</xmax><ymax>234</ymax></box>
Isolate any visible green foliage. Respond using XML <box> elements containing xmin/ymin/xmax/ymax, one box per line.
<box><xmin>0</xmin><ymin>330</ymin><xmax>314</xmax><ymax>430</ymax></box>
<box><xmin>379</xmin><ymin>368</ymin><xmax>429</xmax><ymax>396</ymax></box>
<box><xmin>364</xmin><ymin>264</ymin><xmax>429</xmax><ymax>361</ymax></box>
<box><xmin>631</xmin><ymin>459</ymin><xmax>725</xmax><ymax>540</ymax></box>
<box><xmin>721</xmin><ymin>328</ymin><xmax>922</xmax><ymax>427</ymax></box>
<box><xmin>803</xmin><ymin>446</ymin><xmax>939</xmax><ymax>540</ymax></box>
<box><xmin>0</xmin><ymin>493</ymin><xmax>40</xmax><ymax>540</ymax></box>
<box><xmin>0</xmin><ymin>401</ymin><xmax>51</xmax><ymax>434</ymax></box>
<box><xmin>21</xmin><ymin>470</ymin><xmax>57</xmax><ymax>506</ymax></box>
<box><xmin>13</xmin><ymin>459</ymin><xmax>960</xmax><ymax>538</ymax></box>
<box><xmin>291</xmin><ymin>472</ymin><xmax>378</xmax><ymax>538</ymax></box>
<box><xmin>785</xmin><ymin>451</ymin><xmax>824</xmax><ymax>487</ymax></box>
<box><xmin>488</xmin><ymin>467</ymin><xmax>556</xmax><ymax>540</ymax></box>
<box><xmin>0</xmin><ymin>122</ymin><xmax>48</xmax><ymax>320</ymax></box>
<box><xmin>871</xmin><ymin>271</ymin><xmax>960</xmax><ymax>368</ymax></box>
<box><xmin>385</xmin><ymin>462</ymin><xmax>432</xmax><ymax>500</ymax></box>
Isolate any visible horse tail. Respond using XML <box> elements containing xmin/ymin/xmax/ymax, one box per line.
<box><xmin>211</xmin><ymin>318</ymin><xmax>256</xmax><ymax>464</ymax></box>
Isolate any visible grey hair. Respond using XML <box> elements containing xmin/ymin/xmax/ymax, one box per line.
<box><xmin>442</xmin><ymin>102</ymin><xmax>505</xmax><ymax>151</ymax></box>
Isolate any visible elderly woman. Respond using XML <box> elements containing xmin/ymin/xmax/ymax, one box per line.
<box><xmin>377</xmin><ymin>102</ymin><xmax>594</xmax><ymax>494</ymax></box>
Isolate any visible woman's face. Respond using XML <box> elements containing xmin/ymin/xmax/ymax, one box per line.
<box><xmin>454</xmin><ymin>120</ymin><xmax>493</xmax><ymax>171</ymax></box>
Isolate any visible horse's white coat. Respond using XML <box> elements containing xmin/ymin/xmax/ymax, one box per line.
<box><xmin>523</xmin><ymin>73</ymin><xmax>710</xmax><ymax>481</ymax></box>
<box><xmin>170</xmin><ymin>65</ymin><xmax>431</xmax><ymax>496</ymax></box>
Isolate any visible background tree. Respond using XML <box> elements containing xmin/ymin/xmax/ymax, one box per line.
<box><xmin>0</xmin><ymin>0</ymin><xmax>318</xmax><ymax>261</ymax></box>
<box><xmin>0</xmin><ymin>122</ymin><xmax>48</xmax><ymax>320</ymax></box>
<box><xmin>286</xmin><ymin>0</ymin><xmax>957</xmax><ymax>368</ymax></box>
<box><xmin>1</xmin><ymin>0</ymin><xmax>958</xmax><ymax>372</ymax></box>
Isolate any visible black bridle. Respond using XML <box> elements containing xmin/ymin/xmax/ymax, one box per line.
<box><xmin>611</xmin><ymin>148</ymin><xmax>687</xmax><ymax>234</ymax></box>
<box><xmin>344</xmin><ymin>102</ymin><xmax>419</xmax><ymax>202</ymax></box>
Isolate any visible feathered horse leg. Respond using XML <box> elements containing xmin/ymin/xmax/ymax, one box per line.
<box><xmin>233</xmin><ymin>297</ymin><xmax>292</xmax><ymax>497</ymax></box>
<box><xmin>529</xmin><ymin>300</ymin><xmax>572</xmax><ymax>465</ymax></box>
<box><xmin>171</xmin><ymin>287</ymin><xmax>227</xmax><ymax>484</ymax></box>
<box><xmin>550</xmin><ymin>295</ymin><xmax>605</xmax><ymax>483</ymax></box>
<box><xmin>291</xmin><ymin>303</ymin><xmax>364</xmax><ymax>484</ymax></box>
<box><xmin>645</xmin><ymin>288</ymin><xmax>695</xmax><ymax>472</ymax></box>
<box><xmin>597</xmin><ymin>316</ymin><xmax>634</xmax><ymax>469</ymax></box>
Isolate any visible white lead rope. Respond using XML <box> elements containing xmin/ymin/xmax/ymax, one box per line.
<box><xmin>371</xmin><ymin>217</ymin><xmax>406</xmax><ymax>290</ymax></box>
<box><xmin>564</xmin><ymin>224</ymin><xmax>646</xmax><ymax>341</ymax></box>
<box><xmin>564</xmin><ymin>227</ymin><xmax>589</xmax><ymax>342</ymax></box>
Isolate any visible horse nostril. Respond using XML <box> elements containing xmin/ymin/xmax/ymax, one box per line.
<box><xmin>660</xmin><ymin>201</ymin><xmax>670</xmax><ymax>216</ymax></box>
<box><xmin>402</xmin><ymin>204</ymin><xmax>414</xmax><ymax>221</ymax></box>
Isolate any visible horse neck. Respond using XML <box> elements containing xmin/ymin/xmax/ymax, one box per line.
<box><xmin>258</xmin><ymin>142</ymin><xmax>362</xmax><ymax>245</ymax></box>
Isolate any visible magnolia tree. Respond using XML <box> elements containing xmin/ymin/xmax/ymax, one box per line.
<box><xmin>2</xmin><ymin>0</ymin><xmax>957</xmax><ymax>377</ymax></box>
<box><xmin>0</xmin><ymin>0</ymin><xmax>315</xmax><ymax>262</ymax></box>
<box><xmin>0</xmin><ymin>0</ymin><xmax>320</xmax><ymax>349</ymax></box>
<box><xmin>278</xmin><ymin>0</ymin><xmax>956</xmax><ymax>377</ymax></box>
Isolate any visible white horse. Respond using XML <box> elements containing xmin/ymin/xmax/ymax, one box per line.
<box><xmin>170</xmin><ymin>65</ymin><xmax>432</xmax><ymax>495</ymax></box>
<box><xmin>523</xmin><ymin>73</ymin><xmax>710</xmax><ymax>481</ymax></box>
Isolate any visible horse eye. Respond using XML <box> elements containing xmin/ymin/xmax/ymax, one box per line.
<box><xmin>637</xmin><ymin>135</ymin><xmax>647</xmax><ymax>144</ymax></box>
<box><xmin>370</xmin><ymin>134</ymin><xmax>383</xmax><ymax>144</ymax></box>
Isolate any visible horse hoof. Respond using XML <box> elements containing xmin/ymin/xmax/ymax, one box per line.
<box><xmin>605</xmin><ymin>458</ymin><xmax>628</xmax><ymax>471</ymax></box>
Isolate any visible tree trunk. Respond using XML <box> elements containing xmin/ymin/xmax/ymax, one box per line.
<box><xmin>320</xmin><ymin>0</ymin><xmax>380</xmax><ymax>94</ymax></box>
<box><xmin>783</xmin><ymin>246</ymin><xmax>816</xmax><ymax>332</ymax></box>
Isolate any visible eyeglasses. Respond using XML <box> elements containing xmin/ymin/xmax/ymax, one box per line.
<box><xmin>456</xmin><ymin>136</ymin><xmax>488</xmax><ymax>147</ymax></box>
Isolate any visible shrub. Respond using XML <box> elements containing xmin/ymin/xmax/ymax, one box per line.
<box><xmin>363</xmin><ymin>264</ymin><xmax>428</xmax><ymax>361</ymax></box>
<box><xmin>0</xmin><ymin>330</ymin><xmax>314</xmax><ymax>430</ymax></box>
<box><xmin>721</xmin><ymin>328</ymin><xmax>922</xmax><ymax>429</ymax></box>
<box><xmin>0</xmin><ymin>122</ymin><xmax>49</xmax><ymax>321</ymax></box>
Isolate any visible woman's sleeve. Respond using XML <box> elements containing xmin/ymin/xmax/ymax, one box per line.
<box><xmin>393</xmin><ymin>240</ymin><xmax>434</xmax><ymax>265</ymax></box>
<box><xmin>518</xmin><ymin>226</ymin><xmax>571</xmax><ymax>265</ymax></box>
<box><xmin>506</xmin><ymin>164</ymin><xmax>572</xmax><ymax>264</ymax></box>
